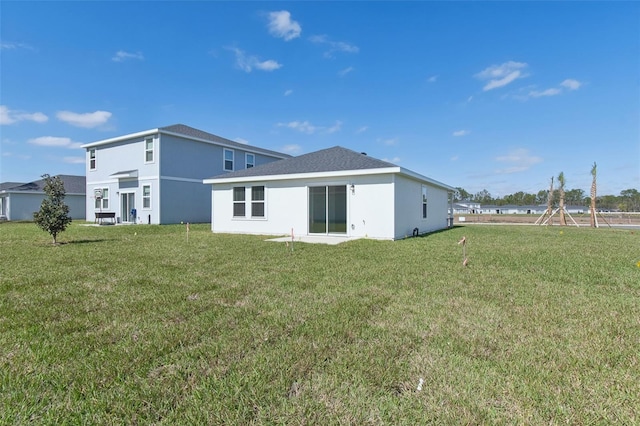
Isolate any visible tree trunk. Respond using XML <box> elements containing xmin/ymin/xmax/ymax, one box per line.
<box><xmin>559</xmin><ymin>189</ymin><xmax>566</xmax><ymax>226</ymax></box>
<box><xmin>590</xmin><ymin>163</ymin><xmax>598</xmax><ymax>228</ymax></box>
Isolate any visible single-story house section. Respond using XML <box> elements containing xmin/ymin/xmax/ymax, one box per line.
<box><xmin>0</xmin><ymin>175</ymin><xmax>86</xmax><ymax>221</ymax></box>
<box><xmin>204</xmin><ymin>146</ymin><xmax>455</xmax><ymax>240</ymax></box>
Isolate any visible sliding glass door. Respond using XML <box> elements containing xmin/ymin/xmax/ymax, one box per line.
<box><xmin>308</xmin><ymin>185</ymin><xmax>347</xmax><ymax>234</ymax></box>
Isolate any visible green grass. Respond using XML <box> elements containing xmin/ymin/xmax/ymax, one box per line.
<box><xmin>1</xmin><ymin>222</ymin><xmax>639</xmax><ymax>424</ymax></box>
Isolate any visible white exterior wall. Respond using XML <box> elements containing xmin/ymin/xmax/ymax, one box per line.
<box><xmin>85</xmin><ymin>135</ymin><xmax>160</xmax><ymax>223</ymax></box>
<box><xmin>211</xmin><ymin>174</ymin><xmax>398</xmax><ymax>239</ymax></box>
<box><xmin>393</xmin><ymin>175</ymin><xmax>450</xmax><ymax>239</ymax></box>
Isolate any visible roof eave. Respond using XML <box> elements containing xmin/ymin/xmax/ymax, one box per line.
<box><xmin>80</xmin><ymin>128</ymin><xmax>160</xmax><ymax>148</ymax></box>
<box><xmin>204</xmin><ymin>167</ymin><xmax>402</xmax><ymax>185</ymax></box>
<box><xmin>398</xmin><ymin>167</ymin><xmax>456</xmax><ymax>191</ymax></box>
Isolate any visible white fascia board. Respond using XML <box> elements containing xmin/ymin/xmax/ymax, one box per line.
<box><xmin>203</xmin><ymin>167</ymin><xmax>401</xmax><ymax>185</ymax></box>
<box><xmin>398</xmin><ymin>167</ymin><xmax>456</xmax><ymax>192</ymax></box>
<box><xmin>80</xmin><ymin>128</ymin><xmax>160</xmax><ymax>148</ymax></box>
<box><xmin>159</xmin><ymin>130</ymin><xmax>290</xmax><ymax>159</ymax></box>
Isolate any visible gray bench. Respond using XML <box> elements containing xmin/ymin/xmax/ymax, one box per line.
<box><xmin>95</xmin><ymin>212</ymin><xmax>116</xmax><ymax>224</ymax></box>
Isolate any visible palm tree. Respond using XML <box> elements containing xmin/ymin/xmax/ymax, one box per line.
<box><xmin>558</xmin><ymin>172</ymin><xmax>567</xmax><ymax>226</ymax></box>
<box><xmin>590</xmin><ymin>162</ymin><xmax>598</xmax><ymax>228</ymax></box>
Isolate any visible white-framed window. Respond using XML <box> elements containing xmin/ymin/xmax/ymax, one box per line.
<box><xmin>89</xmin><ymin>149</ymin><xmax>96</xmax><ymax>170</ymax></box>
<box><xmin>422</xmin><ymin>185</ymin><xmax>428</xmax><ymax>219</ymax></box>
<box><xmin>251</xmin><ymin>186</ymin><xmax>265</xmax><ymax>217</ymax></box>
<box><xmin>142</xmin><ymin>185</ymin><xmax>151</xmax><ymax>209</ymax></box>
<box><xmin>224</xmin><ymin>149</ymin><xmax>234</xmax><ymax>171</ymax></box>
<box><xmin>246</xmin><ymin>153</ymin><xmax>255</xmax><ymax>169</ymax></box>
<box><xmin>95</xmin><ymin>187</ymin><xmax>109</xmax><ymax>209</ymax></box>
<box><xmin>233</xmin><ymin>187</ymin><xmax>245</xmax><ymax>217</ymax></box>
<box><xmin>145</xmin><ymin>138</ymin><xmax>154</xmax><ymax>163</ymax></box>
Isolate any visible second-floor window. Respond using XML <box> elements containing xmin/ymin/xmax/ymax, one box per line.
<box><xmin>89</xmin><ymin>149</ymin><xmax>96</xmax><ymax>170</ymax></box>
<box><xmin>143</xmin><ymin>185</ymin><xmax>151</xmax><ymax>209</ymax></box>
<box><xmin>246</xmin><ymin>153</ymin><xmax>255</xmax><ymax>169</ymax></box>
<box><xmin>145</xmin><ymin>138</ymin><xmax>154</xmax><ymax>163</ymax></box>
<box><xmin>224</xmin><ymin>149</ymin><xmax>234</xmax><ymax>171</ymax></box>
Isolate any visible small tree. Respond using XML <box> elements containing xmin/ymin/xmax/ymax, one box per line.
<box><xmin>558</xmin><ymin>172</ymin><xmax>567</xmax><ymax>226</ymax></box>
<box><xmin>33</xmin><ymin>174</ymin><xmax>72</xmax><ymax>244</ymax></box>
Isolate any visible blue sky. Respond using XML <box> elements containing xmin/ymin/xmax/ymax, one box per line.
<box><xmin>1</xmin><ymin>1</ymin><xmax>638</xmax><ymax>197</ymax></box>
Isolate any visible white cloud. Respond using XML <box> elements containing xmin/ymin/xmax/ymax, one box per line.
<box><xmin>427</xmin><ymin>75</ymin><xmax>438</xmax><ymax>83</ymax></box>
<box><xmin>277</xmin><ymin>119</ymin><xmax>342</xmax><ymax>134</ymax></box>
<box><xmin>379</xmin><ymin>137</ymin><xmax>398</xmax><ymax>146</ymax></box>
<box><xmin>267</xmin><ymin>11</ymin><xmax>301</xmax><ymax>41</ymax></box>
<box><xmin>529</xmin><ymin>88</ymin><xmax>562</xmax><ymax>98</ymax></box>
<box><xmin>112</xmin><ymin>50</ymin><xmax>144</xmax><ymax>62</ymax></box>
<box><xmin>382</xmin><ymin>156</ymin><xmax>401</xmax><ymax>164</ymax></box>
<box><xmin>0</xmin><ymin>105</ymin><xmax>48</xmax><ymax>125</ymax></box>
<box><xmin>63</xmin><ymin>156</ymin><xmax>86</xmax><ymax>164</ymax></box>
<box><xmin>326</xmin><ymin>121</ymin><xmax>342</xmax><ymax>134</ymax></box>
<box><xmin>278</xmin><ymin>120</ymin><xmax>317</xmax><ymax>134</ymax></box>
<box><xmin>309</xmin><ymin>34</ymin><xmax>359</xmax><ymax>58</ymax></box>
<box><xmin>453</xmin><ymin>130</ymin><xmax>470</xmax><ymax>137</ymax></box>
<box><xmin>282</xmin><ymin>144</ymin><xmax>302</xmax><ymax>154</ymax></box>
<box><xmin>57</xmin><ymin>110</ymin><xmax>112</xmax><ymax>128</ymax></box>
<box><xmin>255</xmin><ymin>59</ymin><xmax>282</xmax><ymax>71</ymax></box>
<box><xmin>356</xmin><ymin>126</ymin><xmax>368</xmax><ymax>134</ymax></box>
<box><xmin>475</xmin><ymin>61</ymin><xmax>528</xmax><ymax>91</ymax></box>
<box><xmin>495</xmin><ymin>148</ymin><xmax>542</xmax><ymax>174</ymax></box>
<box><xmin>1</xmin><ymin>41</ymin><xmax>34</xmax><ymax>51</ymax></box>
<box><xmin>227</xmin><ymin>47</ymin><xmax>282</xmax><ymax>73</ymax></box>
<box><xmin>28</xmin><ymin>136</ymin><xmax>72</xmax><ymax>147</ymax></box>
<box><xmin>338</xmin><ymin>66</ymin><xmax>354</xmax><ymax>77</ymax></box>
<box><xmin>561</xmin><ymin>79</ymin><xmax>582</xmax><ymax>90</ymax></box>
<box><xmin>284</xmin><ymin>89</ymin><xmax>293</xmax><ymax>96</ymax></box>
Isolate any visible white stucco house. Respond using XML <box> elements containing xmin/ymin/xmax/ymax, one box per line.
<box><xmin>81</xmin><ymin>124</ymin><xmax>290</xmax><ymax>224</ymax></box>
<box><xmin>0</xmin><ymin>175</ymin><xmax>86</xmax><ymax>221</ymax></box>
<box><xmin>204</xmin><ymin>146</ymin><xmax>455</xmax><ymax>240</ymax></box>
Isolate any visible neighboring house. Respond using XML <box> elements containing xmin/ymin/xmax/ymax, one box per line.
<box><xmin>0</xmin><ymin>175</ymin><xmax>86</xmax><ymax>221</ymax></box>
<box><xmin>452</xmin><ymin>201</ymin><xmax>481</xmax><ymax>214</ymax></box>
<box><xmin>204</xmin><ymin>146</ymin><xmax>455</xmax><ymax>240</ymax></box>
<box><xmin>476</xmin><ymin>205</ymin><xmax>584</xmax><ymax>215</ymax></box>
<box><xmin>81</xmin><ymin>124</ymin><xmax>290</xmax><ymax>224</ymax></box>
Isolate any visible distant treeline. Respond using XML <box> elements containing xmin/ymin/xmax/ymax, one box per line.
<box><xmin>455</xmin><ymin>187</ymin><xmax>640</xmax><ymax>212</ymax></box>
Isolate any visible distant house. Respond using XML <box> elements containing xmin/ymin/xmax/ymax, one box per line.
<box><xmin>477</xmin><ymin>204</ymin><xmax>584</xmax><ymax>215</ymax></box>
<box><xmin>452</xmin><ymin>201</ymin><xmax>481</xmax><ymax>214</ymax></box>
<box><xmin>81</xmin><ymin>124</ymin><xmax>290</xmax><ymax>224</ymax></box>
<box><xmin>204</xmin><ymin>146</ymin><xmax>455</xmax><ymax>240</ymax></box>
<box><xmin>0</xmin><ymin>175</ymin><xmax>86</xmax><ymax>221</ymax></box>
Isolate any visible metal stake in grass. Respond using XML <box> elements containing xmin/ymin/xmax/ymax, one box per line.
<box><xmin>458</xmin><ymin>236</ymin><xmax>468</xmax><ymax>266</ymax></box>
<box><xmin>186</xmin><ymin>222</ymin><xmax>190</xmax><ymax>242</ymax></box>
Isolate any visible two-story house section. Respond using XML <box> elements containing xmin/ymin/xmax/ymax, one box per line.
<box><xmin>81</xmin><ymin>124</ymin><xmax>290</xmax><ymax>225</ymax></box>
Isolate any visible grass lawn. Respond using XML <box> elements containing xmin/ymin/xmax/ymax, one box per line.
<box><xmin>1</xmin><ymin>222</ymin><xmax>639</xmax><ymax>424</ymax></box>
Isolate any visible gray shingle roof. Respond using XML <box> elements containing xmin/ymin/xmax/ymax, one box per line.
<box><xmin>0</xmin><ymin>182</ymin><xmax>25</xmax><ymax>191</ymax></box>
<box><xmin>4</xmin><ymin>175</ymin><xmax>86</xmax><ymax>194</ymax></box>
<box><xmin>207</xmin><ymin>146</ymin><xmax>397</xmax><ymax>180</ymax></box>
<box><xmin>160</xmin><ymin>124</ymin><xmax>291</xmax><ymax>159</ymax></box>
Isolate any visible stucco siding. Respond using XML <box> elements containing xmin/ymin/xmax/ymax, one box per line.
<box><xmin>87</xmin><ymin>136</ymin><xmax>159</xmax><ymax>182</ymax></box>
<box><xmin>3</xmin><ymin>193</ymin><xmax>85</xmax><ymax>221</ymax></box>
<box><xmin>211</xmin><ymin>174</ymin><xmax>397</xmax><ymax>239</ymax></box>
<box><xmin>160</xmin><ymin>178</ymin><xmax>211</xmax><ymax>224</ymax></box>
<box><xmin>394</xmin><ymin>175</ymin><xmax>450</xmax><ymax>239</ymax></box>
